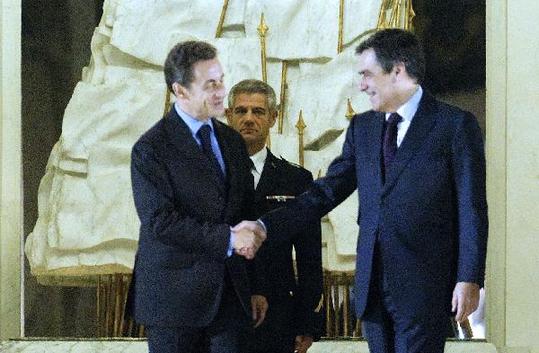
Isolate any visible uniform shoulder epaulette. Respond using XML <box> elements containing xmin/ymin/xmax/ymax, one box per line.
<box><xmin>278</xmin><ymin>155</ymin><xmax>303</xmax><ymax>169</ymax></box>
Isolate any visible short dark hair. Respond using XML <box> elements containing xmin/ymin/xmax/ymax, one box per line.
<box><xmin>228</xmin><ymin>79</ymin><xmax>277</xmax><ymax>112</ymax></box>
<box><xmin>164</xmin><ymin>41</ymin><xmax>217</xmax><ymax>92</ymax></box>
<box><xmin>355</xmin><ymin>29</ymin><xmax>425</xmax><ymax>83</ymax></box>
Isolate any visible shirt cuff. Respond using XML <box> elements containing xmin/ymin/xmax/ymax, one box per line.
<box><xmin>256</xmin><ymin>219</ymin><xmax>267</xmax><ymax>232</ymax></box>
<box><xmin>227</xmin><ymin>229</ymin><xmax>235</xmax><ymax>257</ymax></box>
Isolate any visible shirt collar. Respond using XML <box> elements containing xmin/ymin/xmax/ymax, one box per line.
<box><xmin>386</xmin><ymin>85</ymin><xmax>423</xmax><ymax>123</ymax></box>
<box><xmin>174</xmin><ymin>102</ymin><xmax>214</xmax><ymax>135</ymax></box>
<box><xmin>250</xmin><ymin>147</ymin><xmax>268</xmax><ymax>174</ymax></box>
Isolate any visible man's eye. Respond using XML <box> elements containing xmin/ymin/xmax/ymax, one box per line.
<box><xmin>206</xmin><ymin>81</ymin><xmax>222</xmax><ymax>90</ymax></box>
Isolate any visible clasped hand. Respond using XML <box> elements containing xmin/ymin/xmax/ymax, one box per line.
<box><xmin>231</xmin><ymin>221</ymin><xmax>267</xmax><ymax>259</ymax></box>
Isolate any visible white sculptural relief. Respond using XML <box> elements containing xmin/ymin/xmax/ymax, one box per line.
<box><xmin>25</xmin><ymin>70</ymin><xmax>165</xmax><ymax>277</ymax></box>
<box><xmin>26</xmin><ymin>0</ymin><xmax>381</xmax><ymax>278</ymax></box>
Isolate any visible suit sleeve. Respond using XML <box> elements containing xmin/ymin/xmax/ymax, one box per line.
<box><xmin>131</xmin><ymin>139</ymin><xmax>230</xmax><ymax>260</ymax></box>
<box><xmin>451</xmin><ymin>112</ymin><xmax>488</xmax><ymax>287</ymax></box>
<box><xmin>292</xmin><ymin>171</ymin><xmax>324</xmax><ymax>339</ymax></box>
<box><xmin>261</xmin><ymin>117</ymin><xmax>358</xmax><ymax>240</ymax></box>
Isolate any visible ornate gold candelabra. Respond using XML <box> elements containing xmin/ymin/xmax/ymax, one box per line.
<box><xmin>346</xmin><ymin>98</ymin><xmax>356</xmax><ymax>120</ymax></box>
<box><xmin>405</xmin><ymin>0</ymin><xmax>415</xmax><ymax>30</ymax></box>
<box><xmin>376</xmin><ymin>0</ymin><xmax>415</xmax><ymax>31</ymax></box>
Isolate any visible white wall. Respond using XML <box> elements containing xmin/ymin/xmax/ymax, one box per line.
<box><xmin>0</xmin><ymin>0</ymin><xmax>22</xmax><ymax>340</ymax></box>
<box><xmin>486</xmin><ymin>0</ymin><xmax>539</xmax><ymax>352</ymax></box>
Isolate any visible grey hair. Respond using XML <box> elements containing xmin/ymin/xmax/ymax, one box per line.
<box><xmin>228</xmin><ymin>79</ymin><xmax>277</xmax><ymax>111</ymax></box>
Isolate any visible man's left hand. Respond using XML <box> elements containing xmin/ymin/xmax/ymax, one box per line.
<box><xmin>294</xmin><ymin>335</ymin><xmax>313</xmax><ymax>353</ymax></box>
<box><xmin>452</xmin><ymin>281</ymin><xmax>480</xmax><ymax>322</ymax></box>
<box><xmin>250</xmin><ymin>295</ymin><xmax>268</xmax><ymax>328</ymax></box>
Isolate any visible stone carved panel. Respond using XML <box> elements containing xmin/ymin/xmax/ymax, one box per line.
<box><xmin>26</xmin><ymin>0</ymin><xmax>383</xmax><ymax>279</ymax></box>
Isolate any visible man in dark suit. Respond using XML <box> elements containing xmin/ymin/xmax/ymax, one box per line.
<box><xmin>129</xmin><ymin>41</ymin><xmax>266</xmax><ymax>353</ymax></box>
<box><xmin>226</xmin><ymin>79</ymin><xmax>323</xmax><ymax>353</ymax></box>
<box><xmin>233</xmin><ymin>29</ymin><xmax>488</xmax><ymax>353</ymax></box>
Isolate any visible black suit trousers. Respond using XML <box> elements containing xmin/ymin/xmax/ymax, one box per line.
<box><xmin>241</xmin><ymin>297</ymin><xmax>296</xmax><ymax>353</ymax></box>
<box><xmin>361</xmin><ymin>239</ymin><xmax>447</xmax><ymax>353</ymax></box>
<box><xmin>146</xmin><ymin>274</ymin><xmax>248</xmax><ymax>353</ymax></box>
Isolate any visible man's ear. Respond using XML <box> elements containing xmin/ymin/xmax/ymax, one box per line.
<box><xmin>389</xmin><ymin>62</ymin><xmax>403</xmax><ymax>84</ymax></box>
<box><xmin>393</xmin><ymin>62</ymin><xmax>406</xmax><ymax>78</ymax></box>
<box><xmin>225</xmin><ymin>107</ymin><xmax>233</xmax><ymax>125</ymax></box>
<box><xmin>268</xmin><ymin>110</ymin><xmax>277</xmax><ymax>128</ymax></box>
<box><xmin>172</xmin><ymin>82</ymin><xmax>187</xmax><ymax>98</ymax></box>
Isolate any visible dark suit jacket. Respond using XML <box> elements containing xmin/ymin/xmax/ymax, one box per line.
<box><xmin>253</xmin><ymin>150</ymin><xmax>323</xmax><ymax>338</ymax></box>
<box><xmin>128</xmin><ymin>107</ymin><xmax>255</xmax><ymax>327</ymax></box>
<box><xmin>261</xmin><ymin>91</ymin><xmax>488</xmax><ymax>321</ymax></box>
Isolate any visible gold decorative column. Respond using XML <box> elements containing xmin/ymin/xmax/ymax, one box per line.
<box><xmin>295</xmin><ymin>110</ymin><xmax>306</xmax><ymax>167</ymax></box>
<box><xmin>338</xmin><ymin>0</ymin><xmax>345</xmax><ymax>53</ymax></box>
<box><xmin>277</xmin><ymin>61</ymin><xmax>288</xmax><ymax>134</ymax></box>
<box><xmin>215</xmin><ymin>0</ymin><xmax>230</xmax><ymax>38</ymax></box>
<box><xmin>163</xmin><ymin>89</ymin><xmax>171</xmax><ymax>116</ymax></box>
<box><xmin>257</xmin><ymin>13</ymin><xmax>269</xmax><ymax>83</ymax></box>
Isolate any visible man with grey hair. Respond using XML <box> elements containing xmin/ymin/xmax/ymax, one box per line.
<box><xmin>227</xmin><ymin>79</ymin><xmax>323</xmax><ymax>353</ymax></box>
<box><xmin>128</xmin><ymin>42</ymin><xmax>265</xmax><ymax>353</ymax></box>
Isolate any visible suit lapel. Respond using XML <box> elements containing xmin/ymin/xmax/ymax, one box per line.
<box><xmin>164</xmin><ymin>110</ymin><xmax>225</xmax><ymax>195</ymax></box>
<box><xmin>369</xmin><ymin>112</ymin><xmax>385</xmax><ymax>188</ymax></box>
<box><xmin>255</xmin><ymin>150</ymin><xmax>280</xmax><ymax>201</ymax></box>
<box><xmin>382</xmin><ymin>92</ymin><xmax>437</xmax><ymax>196</ymax></box>
<box><xmin>213</xmin><ymin>119</ymin><xmax>232</xmax><ymax>197</ymax></box>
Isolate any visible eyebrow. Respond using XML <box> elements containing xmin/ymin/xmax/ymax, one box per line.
<box><xmin>205</xmin><ymin>74</ymin><xmax>225</xmax><ymax>85</ymax></box>
<box><xmin>233</xmin><ymin>106</ymin><xmax>266</xmax><ymax>112</ymax></box>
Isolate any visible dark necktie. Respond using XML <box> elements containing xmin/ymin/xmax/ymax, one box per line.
<box><xmin>247</xmin><ymin>158</ymin><xmax>256</xmax><ymax>189</ymax></box>
<box><xmin>382</xmin><ymin>113</ymin><xmax>402</xmax><ymax>182</ymax></box>
<box><xmin>197</xmin><ymin>124</ymin><xmax>225</xmax><ymax>182</ymax></box>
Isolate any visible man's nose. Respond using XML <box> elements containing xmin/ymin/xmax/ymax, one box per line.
<box><xmin>359</xmin><ymin>78</ymin><xmax>367</xmax><ymax>91</ymax></box>
<box><xmin>215</xmin><ymin>82</ymin><xmax>226</xmax><ymax>98</ymax></box>
<box><xmin>243</xmin><ymin>110</ymin><xmax>255</xmax><ymax>121</ymax></box>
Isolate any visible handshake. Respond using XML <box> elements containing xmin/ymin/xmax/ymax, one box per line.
<box><xmin>231</xmin><ymin>220</ymin><xmax>267</xmax><ymax>259</ymax></box>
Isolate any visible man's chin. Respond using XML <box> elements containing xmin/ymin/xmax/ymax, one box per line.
<box><xmin>240</xmin><ymin>133</ymin><xmax>255</xmax><ymax>140</ymax></box>
<box><xmin>240</xmin><ymin>135</ymin><xmax>260</xmax><ymax>145</ymax></box>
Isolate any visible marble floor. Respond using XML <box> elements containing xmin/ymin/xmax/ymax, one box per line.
<box><xmin>0</xmin><ymin>338</ymin><xmax>497</xmax><ymax>353</ymax></box>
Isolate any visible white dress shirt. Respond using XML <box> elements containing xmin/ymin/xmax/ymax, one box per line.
<box><xmin>385</xmin><ymin>85</ymin><xmax>423</xmax><ymax>147</ymax></box>
<box><xmin>249</xmin><ymin>147</ymin><xmax>268</xmax><ymax>189</ymax></box>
